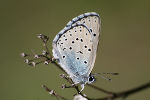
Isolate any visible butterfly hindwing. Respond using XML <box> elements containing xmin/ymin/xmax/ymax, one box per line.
<box><xmin>53</xmin><ymin>24</ymin><xmax>93</xmax><ymax>78</ymax></box>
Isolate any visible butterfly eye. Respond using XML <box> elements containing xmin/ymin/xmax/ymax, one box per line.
<box><xmin>88</xmin><ymin>76</ymin><xmax>96</xmax><ymax>83</ymax></box>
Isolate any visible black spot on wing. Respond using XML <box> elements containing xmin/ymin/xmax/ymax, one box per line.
<box><xmin>69</xmin><ymin>47</ymin><xmax>72</xmax><ymax>50</ymax></box>
<box><xmin>88</xmin><ymin>49</ymin><xmax>91</xmax><ymax>51</ymax></box>
<box><xmin>63</xmin><ymin>48</ymin><xmax>66</xmax><ymax>51</ymax></box>
<box><xmin>77</xmin><ymin>51</ymin><xmax>83</xmax><ymax>54</ymax></box>
<box><xmin>84</xmin><ymin>61</ymin><xmax>87</xmax><ymax>64</ymax></box>
<box><xmin>76</xmin><ymin>38</ymin><xmax>79</xmax><ymax>40</ymax></box>
<box><xmin>90</xmin><ymin>29</ymin><xmax>92</xmax><ymax>32</ymax></box>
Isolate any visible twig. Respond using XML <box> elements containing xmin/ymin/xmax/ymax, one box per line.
<box><xmin>114</xmin><ymin>82</ymin><xmax>150</xmax><ymax>99</ymax></box>
<box><xmin>37</xmin><ymin>34</ymin><xmax>51</xmax><ymax>57</ymax></box>
<box><xmin>42</xmin><ymin>85</ymin><xmax>68</xmax><ymax>100</ymax></box>
<box><xmin>88</xmin><ymin>82</ymin><xmax>150</xmax><ymax>100</ymax></box>
<box><xmin>21</xmin><ymin>34</ymin><xmax>150</xmax><ymax>100</ymax></box>
<box><xmin>87</xmin><ymin>84</ymin><xmax>113</xmax><ymax>94</ymax></box>
<box><xmin>59</xmin><ymin>74</ymin><xmax>93</xmax><ymax>100</ymax></box>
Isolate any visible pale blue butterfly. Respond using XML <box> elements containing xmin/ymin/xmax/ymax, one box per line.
<box><xmin>52</xmin><ymin>12</ymin><xmax>101</xmax><ymax>91</ymax></box>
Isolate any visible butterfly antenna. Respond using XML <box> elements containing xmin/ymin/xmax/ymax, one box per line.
<box><xmin>93</xmin><ymin>72</ymin><xmax>119</xmax><ymax>81</ymax></box>
<box><xmin>101</xmin><ymin>72</ymin><xmax>119</xmax><ymax>75</ymax></box>
<box><xmin>98</xmin><ymin>73</ymin><xmax>112</xmax><ymax>81</ymax></box>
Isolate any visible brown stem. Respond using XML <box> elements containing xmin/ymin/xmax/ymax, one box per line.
<box><xmin>21</xmin><ymin>34</ymin><xmax>150</xmax><ymax>100</ymax></box>
<box><xmin>42</xmin><ymin>85</ymin><xmax>68</xmax><ymax>100</ymax></box>
<box><xmin>87</xmin><ymin>84</ymin><xmax>113</xmax><ymax>94</ymax></box>
<box><xmin>90</xmin><ymin>82</ymin><xmax>150</xmax><ymax>100</ymax></box>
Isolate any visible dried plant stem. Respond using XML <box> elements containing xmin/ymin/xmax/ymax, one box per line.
<box><xmin>88</xmin><ymin>82</ymin><xmax>150</xmax><ymax>100</ymax></box>
<box><xmin>42</xmin><ymin>85</ymin><xmax>68</xmax><ymax>100</ymax></box>
<box><xmin>21</xmin><ymin>34</ymin><xmax>150</xmax><ymax>100</ymax></box>
<box><xmin>87</xmin><ymin>84</ymin><xmax>113</xmax><ymax>94</ymax></box>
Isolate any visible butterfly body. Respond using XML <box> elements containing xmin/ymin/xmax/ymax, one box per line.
<box><xmin>52</xmin><ymin>12</ymin><xmax>100</xmax><ymax>91</ymax></box>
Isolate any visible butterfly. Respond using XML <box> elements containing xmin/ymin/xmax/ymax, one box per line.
<box><xmin>52</xmin><ymin>12</ymin><xmax>100</xmax><ymax>91</ymax></box>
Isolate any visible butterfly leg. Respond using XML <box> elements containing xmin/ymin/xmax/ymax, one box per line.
<box><xmin>60</xmin><ymin>74</ymin><xmax>75</xmax><ymax>84</ymax></box>
<box><xmin>79</xmin><ymin>84</ymin><xmax>85</xmax><ymax>93</ymax></box>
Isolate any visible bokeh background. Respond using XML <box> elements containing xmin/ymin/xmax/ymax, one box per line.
<box><xmin>0</xmin><ymin>0</ymin><xmax>150</xmax><ymax>100</ymax></box>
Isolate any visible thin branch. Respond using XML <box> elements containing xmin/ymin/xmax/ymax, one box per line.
<box><xmin>42</xmin><ymin>85</ymin><xmax>68</xmax><ymax>100</ymax></box>
<box><xmin>115</xmin><ymin>82</ymin><xmax>150</xmax><ymax>99</ymax></box>
<box><xmin>37</xmin><ymin>34</ymin><xmax>51</xmax><ymax>57</ymax></box>
<box><xmin>89</xmin><ymin>82</ymin><xmax>150</xmax><ymax>100</ymax></box>
<box><xmin>52</xmin><ymin>61</ymin><xmax>66</xmax><ymax>73</ymax></box>
<box><xmin>59</xmin><ymin>74</ymin><xmax>93</xmax><ymax>99</ymax></box>
<box><xmin>87</xmin><ymin>84</ymin><xmax>113</xmax><ymax>94</ymax></box>
<box><xmin>21</xmin><ymin>34</ymin><xmax>150</xmax><ymax>100</ymax></box>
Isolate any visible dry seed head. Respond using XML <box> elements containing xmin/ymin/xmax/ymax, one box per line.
<box><xmin>31</xmin><ymin>62</ymin><xmax>36</xmax><ymax>67</ymax></box>
<box><xmin>37</xmin><ymin>34</ymin><xmax>42</xmax><ymax>39</ymax></box>
<box><xmin>59</xmin><ymin>74</ymin><xmax>65</xmax><ymax>78</ymax></box>
<box><xmin>21</xmin><ymin>53</ymin><xmax>27</xmax><ymax>57</ymax></box>
<box><xmin>34</xmin><ymin>54</ymin><xmax>39</xmax><ymax>58</ymax></box>
<box><xmin>42</xmin><ymin>50</ymin><xmax>47</xmax><ymax>55</ymax></box>
<box><xmin>24</xmin><ymin>59</ymin><xmax>29</xmax><ymax>64</ymax></box>
<box><xmin>44</xmin><ymin>61</ymin><xmax>49</xmax><ymax>65</ymax></box>
<box><xmin>49</xmin><ymin>90</ymin><xmax>54</xmax><ymax>95</ymax></box>
<box><xmin>61</xmin><ymin>84</ymin><xmax>66</xmax><ymax>89</ymax></box>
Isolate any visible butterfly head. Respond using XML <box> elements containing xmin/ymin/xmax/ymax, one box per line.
<box><xmin>88</xmin><ymin>75</ymin><xmax>96</xmax><ymax>84</ymax></box>
<box><xmin>71</xmin><ymin>73</ymin><xmax>96</xmax><ymax>85</ymax></box>
<box><xmin>75</xmin><ymin>74</ymin><xmax>96</xmax><ymax>93</ymax></box>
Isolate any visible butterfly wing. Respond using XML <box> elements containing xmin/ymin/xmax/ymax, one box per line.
<box><xmin>66</xmin><ymin>12</ymin><xmax>101</xmax><ymax>75</ymax></box>
<box><xmin>52</xmin><ymin>12</ymin><xmax>101</xmax><ymax>82</ymax></box>
<box><xmin>53</xmin><ymin>24</ymin><xmax>93</xmax><ymax>79</ymax></box>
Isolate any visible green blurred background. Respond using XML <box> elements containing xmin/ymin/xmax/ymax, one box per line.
<box><xmin>0</xmin><ymin>0</ymin><xmax>150</xmax><ymax>100</ymax></box>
